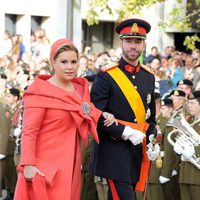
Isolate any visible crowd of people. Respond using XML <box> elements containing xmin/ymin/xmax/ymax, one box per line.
<box><xmin>0</xmin><ymin>17</ymin><xmax>200</xmax><ymax>200</ymax></box>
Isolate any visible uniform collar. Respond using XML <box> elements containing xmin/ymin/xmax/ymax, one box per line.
<box><xmin>119</xmin><ymin>57</ymin><xmax>140</xmax><ymax>74</ymax></box>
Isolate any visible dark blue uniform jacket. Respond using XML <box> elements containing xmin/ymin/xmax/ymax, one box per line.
<box><xmin>89</xmin><ymin>57</ymin><xmax>156</xmax><ymax>184</ymax></box>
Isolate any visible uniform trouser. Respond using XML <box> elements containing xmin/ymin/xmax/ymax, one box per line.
<box><xmin>107</xmin><ymin>180</ymin><xmax>136</xmax><ymax>200</ymax></box>
<box><xmin>2</xmin><ymin>155</ymin><xmax>17</xmax><ymax>193</ymax></box>
<box><xmin>80</xmin><ymin>172</ymin><xmax>97</xmax><ymax>200</ymax></box>
<box><xmin>146</xmin><ymin>183</ymin><xmax>164</xmax><ymax>200</ymax></box>
<box><xmin>163</xmin><ymin>175</ymin><xmax>180</xmax><ymax>200</ymax></box>
<box><xmin>180</xmin><ymin>183</ymin><xmax>200</xmax><ymax>200</ymax></box>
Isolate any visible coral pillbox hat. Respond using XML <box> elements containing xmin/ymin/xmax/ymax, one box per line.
<box><xmin>50</xmin><ymin>38</ymin><xmax>75</xmax><ymax>60</ymax></box>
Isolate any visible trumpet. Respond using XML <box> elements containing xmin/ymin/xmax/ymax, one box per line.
<box><xmin>167</xmin><ymin>113</ymin><xmax>200</xmax><ymax>169</ymax></box>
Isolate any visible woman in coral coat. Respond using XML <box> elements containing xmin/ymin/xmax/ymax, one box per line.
<box><xmin>14</xmin><ymin>38</ymin><xmax>116</xmax><ymax>200</ymax></box>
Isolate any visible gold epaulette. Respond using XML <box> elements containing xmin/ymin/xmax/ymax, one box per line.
<box><xmin>99</xmin><ymin>62</ymin><xmax>119</xmax><ymax>72</ymax></box>
<box><xmin>140</xmin><ymin>64</ymin><xmax>154</xmax><ymax>75</ymax></box>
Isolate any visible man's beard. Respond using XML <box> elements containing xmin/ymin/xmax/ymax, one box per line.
<box><xmin>122</xmin><ymin>48</ymin><xmax>141</xmax><ymax>62</ymax></box>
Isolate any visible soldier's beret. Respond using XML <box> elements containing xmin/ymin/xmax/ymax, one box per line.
<box><xmin>161</xmin><ymin>98</ymin><xmax>173</xmax><ymax>106</ymax></box>
<box><xmin>170</xmin><ymin>90</ymin><xmax>186</xmax><ymax>97</ymax></box>
<box><xmin>6</xmin><ymin>88</ymin><xmax>20</xmax><ymax>99</ymax></box>
<box><xmin>177</xmin><ymin>79</ymin><xmax>193</xmax><ymax>87</ymax></box>
<box><xmin>115</xmin><ymin>18</ymin><xmax>151</xmax><ymax>39</ymax></box>
<box><xmin>0</xmin><ymin>73</ymin><xmax>7</xmax><ymax>79</ymax></box>
<box><xmin>188</xmin><ymin>90</ymin><xmax>200</xmax><ymax>100</ymax></box>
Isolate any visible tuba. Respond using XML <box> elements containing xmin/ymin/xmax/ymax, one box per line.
<box><xmin>167</xmin><ymin>113</ymin><xmax>200</xmax><ymax>169</ymax></box>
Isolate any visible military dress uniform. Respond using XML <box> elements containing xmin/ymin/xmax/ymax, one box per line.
<box><xmin>147</xmin><ymin>114</ymin><xmax>167</xmax><ymax>200</ymax></box>
<box><xmin>89</xmin><ymin>18</ymin><xmax>156</xmax><ymax>199</ymax></box>
<box><xmin>179</xmin><ymin>91</ymin><xmax>200</xmax><ymax>200</ymax></box>
<box><xmin>160</xmin><ymin>117</ymin><xmax>180</xmax><ymax>200</ymax></box>
<box><xmin>0</xmin><ymin>104</ymin><xmax>10</xmax><ymax>198</ymax></box>
<box><xmin>80</xmin><ymin>136</ymin><xmax>97</xmax><ymax>200</ymax></box>
<box><xmin>2</xmin><ymin>88</ymin><xmax>20</xmax><ymax>198</ymax></box>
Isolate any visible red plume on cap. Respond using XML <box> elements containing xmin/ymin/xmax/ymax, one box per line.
<box><xmin>50</xmin><ymin>38</ymin><xmax>75</xmax><ymax>60</ymax></box>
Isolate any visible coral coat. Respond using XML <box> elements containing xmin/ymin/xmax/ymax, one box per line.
<box><xmin>14</xmin><ymin>75</ymin><xmax>101</xmax><ymax>200</ymax></box>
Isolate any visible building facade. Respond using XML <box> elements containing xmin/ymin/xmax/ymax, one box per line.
<box><xmin>0</xmin><ymin>0</ymin><xmax>199</xmax><ymax>56</ymax></box>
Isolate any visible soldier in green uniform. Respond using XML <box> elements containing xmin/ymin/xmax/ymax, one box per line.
<box><xmin>2</xmin><ymin>88</ymin><xmax>20</xmax><ymax>200</ymax></box>
<box><xmin>147</xmin><ymin>98</ymin><xmax>175</xmax><ymax>200</ymax></box>
<box><xmin>159</xmin><ymin>98</ymin><xmax>180</xmax><ymax>200</ymax></box>
<box><xmin>169</xmin><ymin>90</ymin><xmax>186</xmax><ymax>116</ymax></box>
<box><xmin>147</xmin><ymin>92</ymin><xmax>163</xmax><ymax>200</ymax></box>
<box><xmin>80</xmin><ymin>136</ymin><xmax>97</xmax><ymax>200</ymax></box>
<box><xmin>161</xmin><ymin>89</ymin><xmax>187</xmax><ymax>200</ymax></box>
<box><xmin>0</xmin><ymin>104</ymin><xmax>10</xmax><ymax>198</ymax></box>
<box><xmin>177</xmin><ymin>90</ymin><xmax>200</xmax><ymax>200</ymax></box>
<box><xmin>177</xmin><ymin>79</ymin><xmax>193</xmax><ymax>98</ymax></box>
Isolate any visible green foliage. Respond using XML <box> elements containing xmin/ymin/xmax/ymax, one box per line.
<box><xmin>183</xmin><ymin>34</ymin><xmax>200</xmax><ymax>50</ymax></box>
<box><xmin>85</xmin><ymin>0</ymin><xmax>200</xmax><ymax>49</ymax></box>
<box><xmin>86</xmin><ymin>0</ymin><xmax>166</xmax><ymax>25</ymax></box>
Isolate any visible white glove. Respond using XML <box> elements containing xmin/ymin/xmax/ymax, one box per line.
<box><xmin>171</xmin><ymin>170</ymin><xmax>177</xmax><ymax>177</ymax></box>
<box><xmin>14</xmin><ymin>127</ymin><xmax>22</xmax><ymax>137</ymax></box>
<box><xmin>146</xmin><ymin>143</ymin><xmax>160</xmax><ymax>161</ymax></box>
<box><xmin>0</xmin><ymin>154</ymin><xmax>5</xmax><ymax>160</ymax></box>
<box><xmin>159</xmin><ymin>176</ymin><xmax>170</xmax><ymax>184</ymax></box>
<box><xmin>173</xmin><ymin>141</ymin><xmax>182</xmax><ymax>155</ymax></box>
<box><xmin>181</xmin><ymin>144</ymin><xmax>195</xmax><ymax>159</ymax></box>
<box><xmin>121</xmin><ymin>126</ymin><xmax>146</xmax><ymax>145</ymax></box>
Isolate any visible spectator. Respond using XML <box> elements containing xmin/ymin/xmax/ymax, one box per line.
<box><xmin>146</xmin><ymin>46</ymin><xmax>160</xmax><ymax>65</ymax></box>
<box><xmin>180</xmin><ymin>55</ymin><xmax>200</xmax><ymax>88</ymax></box>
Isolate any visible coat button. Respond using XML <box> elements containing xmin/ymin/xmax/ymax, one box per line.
<box><xmin>132</xmin><ymin>75</ymin><xmax>135</xmax><ymax>79</ymax></box>
<box><xmin>134</xmin><ymin>119</ymin><xmax>137</xmax><ymax>122</ymax></box>
<box><xmin>134</xmin><ymin>86</ymin><xmax>137</xmax><ymax>89</ymax></box>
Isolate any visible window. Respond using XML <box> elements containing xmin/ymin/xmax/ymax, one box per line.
<box><xmin>5</xmin><ymin>14</ymin><xmax>17</xmax><ymax>35</ymax></box>
<box><xmin>82</xmin><ymin>20</ymin><xmax>114</xmax><ymax>53</ymax></box>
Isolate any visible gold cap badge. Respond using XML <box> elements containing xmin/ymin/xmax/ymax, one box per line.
<box><xmin>131</xmin><ymin>23</ymin><xmax>139</xmax><ymax>33</ymax></box>
<box><xmin>179</xmin><ymin>80</ymin><xmax>184</xmax><ymax>85</ymax></box>
<box><xmin>188</xmin><ymin>93</ymin><xmax>194</xmax><ymax>99</ymax></box>
<box><xmin>174</xmin><ymin>91</ymin><xmax>179</xmax><ymax>96</ymax></box>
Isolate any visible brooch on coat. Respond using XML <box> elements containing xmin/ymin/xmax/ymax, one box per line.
<box><xmin>81</xmin><ymin>102</ymin><xmax>91</xmax><ymax>115</ymax></box>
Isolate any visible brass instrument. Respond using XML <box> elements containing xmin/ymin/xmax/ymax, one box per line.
<box><xmin>167</xmin><ymin>113</ymin><xmax>200</xmax><ymax>169</ymax></box>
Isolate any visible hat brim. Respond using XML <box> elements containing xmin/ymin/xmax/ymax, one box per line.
<box><xmin>120</xmin><ymin>35</ymin><xmax>146</xmax><ymax>39</ymax></box>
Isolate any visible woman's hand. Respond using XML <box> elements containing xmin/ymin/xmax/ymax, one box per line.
<box><xmin>102</xmin><ymin>112</ymin><xmax>118</xmax><ymax>127</ymax></box>
<box><xmin>24</xmin><ymin>165</ymin><xmax>45</xmax><ymax>181</ymax></box>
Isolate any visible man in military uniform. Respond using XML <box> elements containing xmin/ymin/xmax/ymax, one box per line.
<box><xmin>160</xmin><ymin>90</ymin><xmax>187</xmax><ymax>200</ymax></box>
<box><xmin>147</xmin><ymin>92</ymin><xmax>163</xmax><ymax>200</ymax></box>
<box><xmin>0</xmin><ymin>104</ymin><xmax>10</xmax><ymax>198</ymax></box>
<box><xmin>177</xmin><ymin>90</ymin><xmax>200</xmax><ymax>200</ymax></box>
<box><xmin>169</xmin><ymin>90</ymin><xmax>186</xmax><ymax>116</ymax></box>
<box><xmin>177</xmin><ymin>79</ymin><xmax>193</xmax><ymax>97</ymax></box>
<box><xmin>159</xmin><ymin>98</ymin><xmax>181</xmax><ymax>200</ymax></box>
<box><xmin>89</xmin><ymin>18</ymin><xmax>159</xmax><ymax>199</ymax></box>
<box><xmin>2</xmin><ymin>88</ymin><xmax>20</xmax><ymax>200</ymax></box>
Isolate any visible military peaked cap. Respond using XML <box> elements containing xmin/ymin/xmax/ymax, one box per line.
<box><xmin>115</xmin><ymin>18</ymin><xmax>151</xmax><ymax>39</ymax></box>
